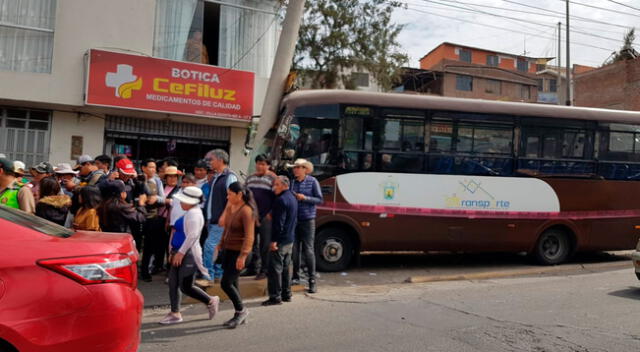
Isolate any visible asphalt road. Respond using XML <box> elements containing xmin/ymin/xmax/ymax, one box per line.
<box><xmin>140</xmin><ymin>265</ymin><xmax>640</xmax><ymax>352</ymax></box>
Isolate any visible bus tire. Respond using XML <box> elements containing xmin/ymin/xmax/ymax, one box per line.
<box><xmin>315</xmin><ymin>227</ymin><xmax>353</xmax><ymax>272</ymax></box>
<box><xmin>533</xmin><ymin>228</ymin><xmax>571</xmax><ymax>265</ymax></box>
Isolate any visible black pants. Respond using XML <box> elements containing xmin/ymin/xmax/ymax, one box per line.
<box><xmin>140</xmin><ymin>217</ymin><xmax>166</xmax><ymax>276</ymax></box>
<box><xmin>220</xmin><ymin>250</ymin><xmax>244</xmax><ymax>312</ymax></box>
<box><xmin>268</xmin><ymin>243</ymin><xmax>292</xmax><ymax>300</ymax></box>
<box><xmin>250</xmin><ymin>217</ymin><xmax>272</xmax><ymax>275</ymax></box>
<box><xmin>168</xmin><ymin>251</ymin><xmax>211</xmax><ymax>313</ymax></box>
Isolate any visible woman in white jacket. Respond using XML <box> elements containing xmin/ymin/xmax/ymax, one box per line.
<box><xmin>160</xmin><ymin>186</ymin><xmax>220</xmax><ymax>325</ymax></box>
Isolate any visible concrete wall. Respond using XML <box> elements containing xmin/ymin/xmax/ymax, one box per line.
<box><xmin>0</xmin><ymin>0</ymin><xmax>156</xmax><ymax>106</ymax></box>
<box><xmin>49</xmin><ymin>111</ymin><xmax>105</xmax><ymax>165</ymax></box>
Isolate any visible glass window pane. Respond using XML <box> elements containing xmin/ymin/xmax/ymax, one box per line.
<box><xmin>526</xmin><ymin>136</ymin><xmax>539</xmax><ymax>157</ymax></box>
<box><xmin>429</xmin><ymin>123</ymin><xmax>452</xmax><ymax>152</ymax></box>
<box><xmin>343</xmin><ymin>118</ymin><xmax>363</xmax><ymax>150</ymax></box>
<box><xmin>402</xmin><ymin>120</ymin><xmax>424</xmax><ymax>152</ymax></box>
<box><xmin>456</xmin><ymin>75</ymin><xmax>473</xmax><ymax>91</ymax></box>
<box><xmin>542</xmin><ymin>136</ymin><xmax>558</xmax><ymax>158</ymax></box>
<box><xmin>610</xmin><ymin>132</ymin><xmax>634</xmax><ymax>152</ymax></box>
<box><xmin>562</xmin><ymin>132</ymin><xmax>585</xmax><ymax>158</ymax></box>
<box><xmin>457</xmin><ymin>127</ymin><xmax>473</xmax><ymax>152</ymax></box>
<box><xmin>28</xmin><ymin>121</ymin><xmax>48</xmax><ymax>130</ymax></box>
<box><xmin>474</xmin><ymin>128</ymin><xmax>512</xmax><ymax>154</ymax></box>
<box><xmin>6</xmin><ymin>119</ymin><xmax>26</xmax><ymax>128</ymax></box>
<box><xmin>382</xmin><ymin>119</ymin><xmax>401</xmax><ymax>150</ymax></box>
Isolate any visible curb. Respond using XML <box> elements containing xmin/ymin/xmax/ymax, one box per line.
<box><xmin>183</xmin><ymin>277</ymin><xmax>307</xmax><ymax>304</ymax></box>
<box><xmin>405</xmin><ymin>260</ymin><xmax>632</xmax><ymax>284</ymax></box>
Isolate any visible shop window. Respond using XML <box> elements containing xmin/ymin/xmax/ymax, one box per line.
<box><xmin>485</xmin><ymin>79</ymin><xmax>501</xmax><ymax>94</ymax></box>
<box><xmin>486</xmin><ymin>55</ymin><xmax>499</xmax><ymax>67</ymax></box>
<box><xmin>0</xmin><ymin>0</ymin><xmax>56</xmax><ymax>73</ymax></box>
<box><xmin>456</xmin><ymin>75</ymin><xmax>473</xmax><ymax>91</ymax></box>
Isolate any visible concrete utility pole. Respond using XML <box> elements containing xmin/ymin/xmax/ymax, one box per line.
<box><xmin>565</xmin><ymin>0</ymin><xmax>571</xmax><ymax>106</ymax></box>
<box><xmin>250</xmin><ymin>0</ymin><xmax>306</xmax><ymax>152</ymax></box>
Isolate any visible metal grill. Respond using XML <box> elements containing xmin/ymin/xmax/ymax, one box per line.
<box><xmin>0</xmin><ymin>107</ymin><xmax>51</xmax><ymax>167</ymax></box>
<box><xmin>105</xmin><ymin>115</ymin><xmax>230</xmax><ymax>141</ymax></box>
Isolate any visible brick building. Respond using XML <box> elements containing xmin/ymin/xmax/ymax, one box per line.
<box><xmin>396</xmin><ymin>42</ymin><xmax>556</xmax><ymax>104</ymax></box>
<box><xmin>574</xmin><ymin>58</ymin><xmax>640</xmax><ymax>111</ymax></box>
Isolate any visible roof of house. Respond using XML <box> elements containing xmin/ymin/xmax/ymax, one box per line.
<box><xmin>419</xmin><ymin>42</ymin><xmax>555</xmax><ymax>63</ymax></box>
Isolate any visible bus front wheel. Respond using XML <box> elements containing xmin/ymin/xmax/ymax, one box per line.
<box><xmin>315</xmin><ymin>227</ymin><xmax>354</xmax><ymax>272</ymax></box>
<box><xmin>533</xmin><ymin>228</ymin><xmax>571</xmax><ymax>265</ymax></box>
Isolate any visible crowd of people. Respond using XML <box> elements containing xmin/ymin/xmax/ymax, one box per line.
<box><xmin>0</xmin><ymin>150</ymin><xmax>323</xmax><ymax>328</ymax></box>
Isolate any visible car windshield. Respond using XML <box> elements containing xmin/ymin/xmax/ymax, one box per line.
<box><xmin>0</xmin><ymin>205</ymin><xmax>74</xmax><ymax>238</ymax></box>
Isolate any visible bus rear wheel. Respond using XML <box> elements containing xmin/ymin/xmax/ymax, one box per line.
<box><xmin>315</xmin><ymin>227</ymin><xmax>354</xmax><ymax>272</ymax></box>
<box><xmin>533</xmin><ymin>228</ymin><xmax>571</xmax><ymax>265</ymax></box>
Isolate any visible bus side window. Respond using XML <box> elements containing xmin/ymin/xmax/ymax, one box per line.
<box><xmin>429</xmin><ymin>122</ymin><xmax>453</xmax><ymax>152</ymax></box>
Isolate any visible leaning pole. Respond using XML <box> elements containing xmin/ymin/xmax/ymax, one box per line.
<box><xmin>250</xmin><ymin>0</ymin><xmax>306</xmax><ymax>154</ymax></box>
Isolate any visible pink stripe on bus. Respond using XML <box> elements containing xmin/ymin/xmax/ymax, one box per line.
<box><xmin>318</xmin><ymin>201</ymin><xmax>640</xmax><ymax>220</ymax></box>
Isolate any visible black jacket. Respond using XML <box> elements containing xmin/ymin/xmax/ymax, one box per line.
<box><xmin>36</xmin><ymin>195</ymin><xmax>71</xmax><ymax>226</ymax></box>
<box><xmin>271</xmin><ymin>190</ymin><xmax>298</xmax><ymax>245</ymax></box>
<box><xmin>99</xmin><ymin>200</ymin><xmax>146</xmax><ymax>233</ymax></box>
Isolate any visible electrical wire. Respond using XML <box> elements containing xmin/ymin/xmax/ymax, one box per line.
<box><xmin>399</xmin><ymin>5</ymin><xmax>616</xmax><ymax>52</ymax></box>
<box><xmin>604</xmin><ymin>0</ymin><xmax>640</xmax><ymax>13</ymax></box>
<box><xmin>558</xmin><ymin>0</ymin><xmax>640</xmax><ymax>18</ymax></box>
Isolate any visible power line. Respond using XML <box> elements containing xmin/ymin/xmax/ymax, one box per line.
<box><xmin>414</xmin><ymin>0</ymin><xmax>633</xmax><ymax>44</ymax></box>
<box><xmin>604</xmin><ymin>0</ymin><xmax>640</xmax><ymax>13</ymax></box>
<box><xmin>558</xmin><ymin>0</ymin><xmax>640</xmax><ymax>18</ymax></box>
<box><xmin>400</xmin><ymin>6</ymin><xmax>616</xmax><ymax>53</ymax></box>
<box><xmin>502</xmin><ymin>0</ymin><xmax>639</xmax><ymax>30</ymax></box>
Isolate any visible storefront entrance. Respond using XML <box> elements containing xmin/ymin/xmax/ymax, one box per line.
<box><xmin>104</xmin><ymin>115</ymin><xmax>230</xmax><ymax>172</ymax></box>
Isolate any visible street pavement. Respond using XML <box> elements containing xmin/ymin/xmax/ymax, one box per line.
<box><xmin>139</xmin><ymin>252</ymin><xmax>639</xmax><ymax>351</ymax></box>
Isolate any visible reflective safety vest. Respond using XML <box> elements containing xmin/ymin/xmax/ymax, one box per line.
<box><xmin>0</xmin><ymin>187</ymin><xmax>20</xmax><ymax>209</ymax></box>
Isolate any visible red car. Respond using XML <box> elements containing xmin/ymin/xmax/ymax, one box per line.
<box><xmin>0</xmin><ymin>206</ymin><xmax>143</xmax><ymax>352</ymax></box>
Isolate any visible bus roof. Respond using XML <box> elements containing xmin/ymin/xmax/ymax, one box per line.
<box><xmin>282</xmin><ymin>90</ymin><xmax>640</xmax><ymax>124</ymax></box>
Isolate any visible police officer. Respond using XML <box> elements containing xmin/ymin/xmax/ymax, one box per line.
<box><xmin>0</xmin><ymin>158</ymin><xmax>35</xmax><ymax>213</ymax></box>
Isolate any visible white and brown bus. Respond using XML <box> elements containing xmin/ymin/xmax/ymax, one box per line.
<box><xmin>257</xmin><ymin>89</ymin><xmax>640</xmax><ymax>271</ymax></box>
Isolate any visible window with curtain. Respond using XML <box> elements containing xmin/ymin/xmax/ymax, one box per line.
<box><xmin>0</xmin><ymin>0</ymin><xmax>56</xmax><ymax>73</ymax></box>
<box><xmin>154</xmin><ymin>0</ymin><xmax>279</xmax><ymax>77</ymax></box>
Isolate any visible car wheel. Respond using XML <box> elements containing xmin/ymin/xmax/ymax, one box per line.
<box><xmin>315</xmin><ymin>227</ymin><xmax>354</xmax><ymax>272</ymax></box>
<box><xmin>534</xmin><ymin>228</ymin><xmax>571</xmax><ymax>265</ymax></box>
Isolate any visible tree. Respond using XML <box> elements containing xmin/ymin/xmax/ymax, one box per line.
<box><xmin>293</xmin><ymin>0</ymin><xmax>408</xmax><ymax>91</ymax></box>
<box><xmin>608</xmin><ymin>28</ymin><xmax>638</xmax><ymax>64</ymax></box>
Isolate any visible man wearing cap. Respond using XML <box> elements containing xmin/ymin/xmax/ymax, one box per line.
<box><xmin>12</xmin><ymin>161</ymin><xmax>29</xmax><ymax>187</ymax></box>
<box><xmin>291</xmin><ymin>158</ymin><xmax>323</xmax><ymax>294</ymax></box>
<box><xmin>0</xmin><ymin>158</ymin><xmax>36</xmax><ymax>213</ymax></box>
<box><xmin>75</xmin><ymin>155</ymin><xmax>104</xmax><ymax>186</ymax></box>
<box><xmin>203</xmin><ymin>149</ymin><xmax>237</xmax><ymax>282</ymax></box>
<box><xmin>29</xmin><ymin>162</ymin><xmax>53</xmax><ymax>202</ymax></box>
<box><xmin>54</xmin><ymin>163</ymin><xmax>79</xmax><ymax>198</ymax></box>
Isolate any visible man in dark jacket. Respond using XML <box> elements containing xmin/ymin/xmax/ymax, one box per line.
<box><xmin>262</xmin><ymin>176</ymin><xmax>298</xmax><ymax>306</ymax></box>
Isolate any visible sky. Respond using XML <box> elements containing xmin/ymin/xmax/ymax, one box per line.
<box><xmin>391</xmin><ymin>0</ymin><xmax>640</xmax><ymax>68</ymax></box>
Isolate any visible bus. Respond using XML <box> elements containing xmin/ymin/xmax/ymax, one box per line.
<box><xmin>256</xmin><ymin>89</ymin><xmax>640</xmax><ymax>271</ymax></box>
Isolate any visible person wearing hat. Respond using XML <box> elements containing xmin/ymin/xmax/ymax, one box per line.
<box><xmin>75</xmin><ymin>155</ymin><xmax>103</xmax><ymax>186</ymax></box>
<box><xmin>290</xmin><ymin>158</ymin><xmax>323</xmax><ymax>294</ymax></box>
<box><xmin>29</xmin><ymin>162</ymin><xmax>54</xmax><ymax>202</ymax></box>
<box><xmin>0</xmin><ymin>157</ymin><xmax>35</xmax><ymax>213</ymax></box>
<box><xmin>160</xmin><ymin>185</ymin><xmax>220</xmax><ymax>325</ymax></box>
<box><xmin>12</xmin><ymin>161</ymin><xmax>29</xmax><ymax>187</ymax></box>
<box><xmin>54</xmin><ymin>163</ymin><xmax>79</xmax><ymax>198</ymax></box>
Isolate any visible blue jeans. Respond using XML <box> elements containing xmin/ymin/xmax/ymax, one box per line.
<box><xmin>203</xmin><ymin>224</ymin><xmax>224</xmax><ymax>280</ymax></box>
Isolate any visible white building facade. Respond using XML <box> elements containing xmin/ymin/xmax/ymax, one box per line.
<box><xmin>0</xmin><ymin>0</ymin><xmax>279</xmax><ymax>172</ymax></box>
